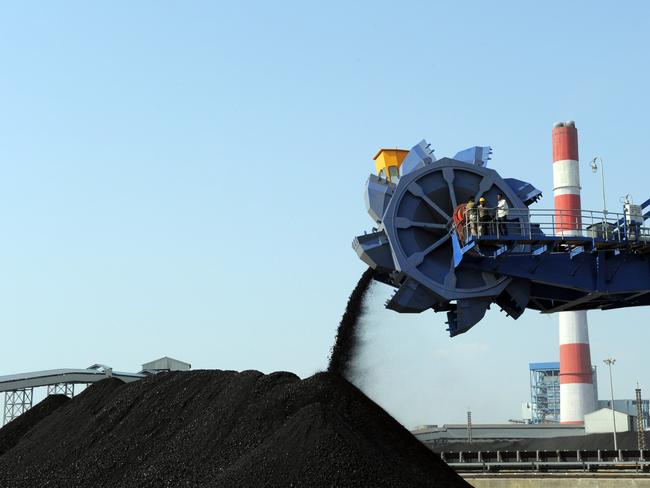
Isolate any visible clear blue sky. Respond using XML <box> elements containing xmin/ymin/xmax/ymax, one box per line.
<box><xmin>1</xmin><ymin>1</ymin><xmax>649</xmax><ymax>427</ymax></box>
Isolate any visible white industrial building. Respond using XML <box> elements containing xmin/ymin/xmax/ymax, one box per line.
<box><xmin>140</xmin><ymin>357</ymin><xmax>191</xmax><ymax>374</ymax></box>
<box><xmin>584</xmin><ymin>408</ymin><xmax>636</xmax><ymax>434</ymax></box>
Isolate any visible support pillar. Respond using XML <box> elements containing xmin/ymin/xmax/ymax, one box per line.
<box><xmin>2</xmin><ymin>388</ymin><xmax>33</xmax><ymax>425</ymax></box>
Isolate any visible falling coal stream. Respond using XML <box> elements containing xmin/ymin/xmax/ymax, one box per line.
<box><xmin>328</xmin><ymin>267</ymin><xmax>375</xmax><ymax>376</ymax></box>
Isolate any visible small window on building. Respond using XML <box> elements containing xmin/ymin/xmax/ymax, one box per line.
<box><xmin>388</xmin><ymin>166</ymin><xmax>400</xmax><ymax>183</ymax></box>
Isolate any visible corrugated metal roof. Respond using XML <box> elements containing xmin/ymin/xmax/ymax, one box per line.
<box><xmin>141</xmin><ymin>357</ymin><xmax>191</xmax><ymax>372</ymax></box>
<box><xmin>0</xmin><ymin>368</ymin><xmax>143</xmax><ymax>392</ymax></box>
<box><xmin>529</xmin><ymin>362</ymin><xmax>560</xmax><ymax>371</ymax></box>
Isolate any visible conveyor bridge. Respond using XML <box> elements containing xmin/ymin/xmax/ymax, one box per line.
<box><xmin>442</xmin><ymin>448</ymin><xmax>650</xmax><ymax>473</ymax></box>
<box><xmin>0</xmin><ymin>365</ymin><xmax>143</xmax><ymax>425</ymax></box>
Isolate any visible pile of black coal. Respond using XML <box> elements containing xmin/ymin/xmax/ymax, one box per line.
<box><xmin>0</xmin><ymin>394</ymin><xmax>69</xmax><ymax>457</ymax></box>
<box><xmin>0</xmin><ymin>371</ymin><xmax>469</xmax><ymax>487</ymax></box>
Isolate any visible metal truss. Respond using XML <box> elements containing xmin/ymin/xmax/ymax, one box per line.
<box><xmin>46</xmin><ymin>383</ymin><xmax>74</xmax><ymax>398</ymax></box>
<box><xmin>530</xmin><ymin>368</ymin><xmax>560</xmax><ymax>424</ymax></box>
<box><xmin>443</xmin><ymin>447</ymin><xmax>650</xmax><ymax>473</ymax></box>
<box><xmin>3</xmin><ymin>388</ymin><xmax>33</xmax><ymax>426</ymax></box>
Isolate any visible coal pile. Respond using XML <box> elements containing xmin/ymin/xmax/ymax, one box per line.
<box><xmin>0</xmin><ymin>394</ymin><xmax>69</xmax><ymax>457</ymax></box>
<box><xmin>0</xmin><ymin>371</ymin><xmax>468</xmax><ymax>488</ymax></box>
<box><xmin>328</xmin><ymin>267</ymin><xmax>375</xmax><ymax>377</ymax></box>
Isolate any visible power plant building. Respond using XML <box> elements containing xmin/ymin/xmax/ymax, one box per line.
<box><xmin>528</xmin><ymin>362</ymin><xmax>560</xmax><ymax>423</ymax></box>
<box><xmin>527</xmin><ymin>361</ymin><xmax>649</xmax><ymax>429</ymax></box>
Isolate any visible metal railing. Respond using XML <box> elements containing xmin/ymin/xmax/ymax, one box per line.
<box><xmin>460</xmin><ymin>207</ymin><xmax>650</xmax><ymax>244</ymax></box>
<box><xmin>441</xmin><ymin>448</ymin><xmax>650</xmax><ymax>472</ymax></box>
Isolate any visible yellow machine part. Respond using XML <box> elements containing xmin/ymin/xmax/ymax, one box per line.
<box><xmin>373</xmin><ymin>149</ymin><xmax>409</xmax><ymax>183</ymax></box>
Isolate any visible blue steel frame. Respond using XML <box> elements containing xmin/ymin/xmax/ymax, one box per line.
<box><xmin>529</xmin><ymin>362</ymin><xmax>560</xmax><ymax>424</ymax></box>
<box><xmin>458</xmin><ymin>202</ymin><xmax>650</xmax><ymax>315</ymax></box>
<box><xmin>466</xmin><ymin>244</ymin><xmax>650</xmax><ymax>313</ymax></box>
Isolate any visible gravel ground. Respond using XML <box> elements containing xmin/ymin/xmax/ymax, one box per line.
<box><xmin>0</xmin><ymin>371</ymin><xmax>468</xmax><ymax>487</ymax></box>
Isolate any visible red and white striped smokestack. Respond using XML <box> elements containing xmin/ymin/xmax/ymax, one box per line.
<box><xmin>552</xmin><ymin>121</ymin><xmax>582</xmax><ymax>234</ymax></box>
<box><xmin>552</xmin><ymin>121</ymin><xmax>596</xmax><ymax>424</ymax></box>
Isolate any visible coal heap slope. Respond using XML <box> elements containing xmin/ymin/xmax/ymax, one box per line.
<box><xmin>0</xmin><ymin>394</ymin><xmax>69</xmax><ymax>457</ymax></box>
<box><xmin>0</xmin><ymin>371</ymin><xmax>468</xmax><ymax>488</ymax></box>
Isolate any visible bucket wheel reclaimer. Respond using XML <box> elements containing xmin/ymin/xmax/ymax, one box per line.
<box><xmin>354</xmin><ymin>140</ymin><xmax>541</xmax><ymax>336</ymax></box>
<box><xmin>355</xmin><ymin>140</ymin><xmax>650</xmax><ymax>337</ymax></box>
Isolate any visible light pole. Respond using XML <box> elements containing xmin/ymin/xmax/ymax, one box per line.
<box><xmin>591</xmin><ymin>155</ymin><xmax>608</xmax><ymax>209</ymax></box>
<box><xmin>591</xmin><ymin>156</ymin><xmax>608</xmax><ymax>238</ymax></box>
<box><xmin>604</xmin><ymin>358</ymin><xmax>618</xmax><ymax>452</ymax></box>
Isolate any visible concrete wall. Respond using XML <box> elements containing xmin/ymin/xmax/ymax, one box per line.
<box><xmin>464</xmin><ymin>477</ymin><xmax>650</xmax><ymax>488</ymax></box>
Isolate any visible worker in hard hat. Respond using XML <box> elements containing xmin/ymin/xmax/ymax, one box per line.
<box><xmin>496</xmin><ymin>193</ymin><xmax>509</xmax><ymax>236</ymax></box>
<box><xmin>478</xmin><ymin>197</ymin><xmax>490</xmax><ymax>237</ymax></box>
<box><xmin>465</xmin><ymin>196</ymin><xmax>478</xmax><ymax>239</ymax></box>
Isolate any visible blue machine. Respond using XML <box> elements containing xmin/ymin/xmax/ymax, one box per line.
<box><xmin>353</xmin><ymin>140</ymin><xmax>650</xmax><ymax>337</ymax></box>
